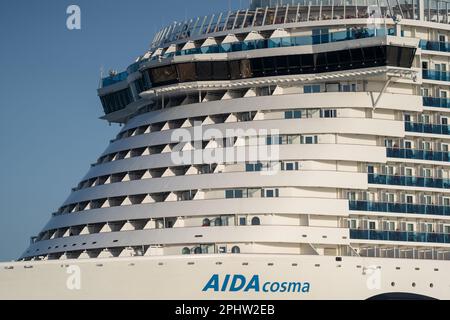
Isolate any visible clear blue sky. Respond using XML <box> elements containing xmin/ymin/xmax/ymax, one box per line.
<box><xmin>0</xmin><ymin>0</ymin><xmax>247</xmax><ymax>262</ymax></box>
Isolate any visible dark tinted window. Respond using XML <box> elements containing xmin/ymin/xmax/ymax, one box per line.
<box><xmin>263</xmin><ymin>56</ymin><xmax>276</xmax><ymax>76</ymax></box>
<box><xmin>212</xmin><ymin>61</ymin><xmax>229</xmax><ymax>80</ymax></box>
<box><xmin>100</xmin><ymin>87</ymin><xmax>133</xmax><ymax>114</ymax></box>
<box><xmin>178</xmin><ymin>63</ymin><xmax>197</xmax><ymax>82</ymax></box>
<box><xmin>196</xmin><ymin>62</ymin><xmax>213</xmax><ymax>80</ymax></box>
<box><xmin>142</xmin><ymin>45</ymin><xmax>414</xmax><ymax>90</ymax></box>
<box><xmin>288</xmin><ymin>55</ymin><xmax>301</xmax><ymax>73</ymax></box>
<box><xmin>301</xmin><ymin>54</ymin><xmax>314</xmax><ymax>72</ymax></box>
<box><xmin>150</xmin><ymin>65</ymin><xmax>178</xmax><ymax>85</ymax></box>
<box><xmin>229</xmin><ymin>60</ymin><xmax>241</xmax><ymax>79</ymax></box>
<box><xmin>275</xmin><ymin>56</ymin><xmax>289</xmax><ymax>75</ymax></box>
<box><xmin>398</xmin><ymin>47</ymin><xmax>416</xmax><ymax>68</ymax></box>
<box><xmin>386</xmin><ymin>46</ymin><xmax>399</xmax><ymax>66</ymax></box>
<box><xmin>251</xmin><ymin>58</ymin><xmax>264</xmax><ymax>77</ymax></box>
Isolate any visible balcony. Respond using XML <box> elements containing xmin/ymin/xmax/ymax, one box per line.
<box><xmin>349</xmin><ymin>200</ymin><xmax>450</xmax><ymax>216</ymax></box>
<box><xmin>419</xmin><ymin>40</ymin><xmax>450</xmax><ymax>53</ymax></box>
<box><xmin>405</xmin><ymin>121</ymin><xmax>450</xmax><ymax>135</ymax></box>
<box><xmin>422</xmin><ymin>69</ymin><xmax>450</xmax><ymax>82</ymax></box>
<box><xmin>101</xmin><ymin>71</ymin><xmax>128</xmax><ymax>88</ymax></box>
<box><xmin>350</xmin><ymin>229</ymin><xmax>450</xmax><ymax>244</ymax></box>
<box><xmin>368</xmin><ymin>173</ymin><xmax>450</xmax><ymax>189</ymax></box>
<box><xmin>174</xmin><ymin>28</ymin><xmax>393</xmax><ymax>57</ymax></box>
<box><xmin>423</xmin><ymin>96</ymin><xmax>450</xmax><ymax>109</ymax></box>
<box><xmin>387</xmin><ymin>148</ymin><xmax>450</xmax><ymax>162</ymax></box>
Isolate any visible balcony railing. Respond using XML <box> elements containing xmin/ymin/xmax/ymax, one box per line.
<box><xmin>405</xmin><ymin>121</ymin><xmax>450</xmax><ymax>135</ymax></box>
<box><xmin>349</xmin><ymin>200</ymin><xmax>450</xmax><ymax>216</ymax></box>
<box><xmin>423</xmin><ymin>96</ymin><xmax>450</xmax><ymax>109</ymax></box>
<box><xmin>172</xmin><ymin>28</ymin><xmax>393</xmax><ymax>57</ymax></box>
<box><xmin>350</xmin><ymin>230</ymin><xmax>450</xmax><ymax>243</ymax></box>
<box><xmin>350</xmin><ymin>229</ymin><xmax>450</xmax><ymax>244</ymax></box>
<box><xmin>422</xmin><ymin>69</ymin><xmax>450</xmax><ymax>82</ymax></box>
<box><xmin>101</xmin><ymin>71</ymin><xmax>128</xmax><ymax>88</ymax></box>
<box><xmin>368</xmin><ymin>173</ymin><xmax>450</xmax><ymax>189</ymax></box>
<box><xmin>419</xmin><ymin>40</ymin><xmax>450</xmax><ymax>53</ymax></box>
<box><xmin>387</xmin><ymin>148</ymin><xmax>450</xmax><ymax>162</ymax></box>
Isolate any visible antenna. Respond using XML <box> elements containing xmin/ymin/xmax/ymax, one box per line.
<box><xmin>99</xmin><ymin>66</ymin><xmax>104</xmax><ymax>88</ymax></box>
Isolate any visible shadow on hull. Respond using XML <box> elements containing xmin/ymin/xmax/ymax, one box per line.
<box><xmin>368</xmin><ymin>293</ymin><xmax>437</xmax><ymax>300</ymax></box>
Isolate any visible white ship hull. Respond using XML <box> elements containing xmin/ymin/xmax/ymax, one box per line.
<box><xmin>1</xmin><ymin>254</ymin><xmax>448</xmax><ymax>300</ymax></box>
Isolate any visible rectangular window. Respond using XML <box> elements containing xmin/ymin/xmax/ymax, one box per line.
<box><xmin>385</xmin><ymin>139</ymin><xmax>393</xmax><ymax>148</ymax></box>
<box><xmin>196</xmin><ymin>62</ymin><xmax>213</xmax><ymax>81</ymax></box>
<box><xmin>303</xmin><ymin>135</ymin><xmax>318</xmax><ymax>144</ymax></box>
<box><xmin>177</xmin><ymin>63</ymin><xmax>197</xmax><ymax>82</ymax></box>
<box><xmin>369</xmin><ymin>221</ymin><xmax>376</xmax><ymax>230</ymax></box>
<box><xmin>225</xmin><ymin>189</ymin><xmax>243</xmax><ymax>199</ymax></box>
<box><xmin>285</xmin><ymin>110</ymin><xmax>302</xmax><ymax>119</ymax></box>
<box><xmin>322</xmin><ymin>109</ymin><xmax>337</xmax><ymax>118</ymax></box>
<box><xmin>284</xmin><ymin>162</ymin><xmax>297</xmax><ymax>171</ymax></box>
<box><xmin>150</xmin><ymin>65</ymin><xmax>178</xmax><ymax>85</ymax></box>
<box><xmin>406</xmin><ymin>195</ymin><xmax>414</xmax><ymax>204</ymax></box>
<box><xmin>407</xmin><ymin>223</ymin><xmax>414</xmax><ymax>232</ymax></box>
<box><xmin>262</xmin><ymin>188</ymin><xmax>279</xmax><ymax>198</ymax></box>
<box><xmin>239</xmin><ymin>217</ymin><xmax>247</xmax><ymax>226</ymax></box>
<box><xmin>304</xmin><ymin>85</ymin><xmax>321</xmax><ymax>94</ymax></box>
<box><xmin>212</xmin><ymin>61</ymin><xmax>230</xmax><ymax>80</ymax></box>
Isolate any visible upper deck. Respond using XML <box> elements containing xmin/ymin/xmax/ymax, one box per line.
<box><xmin>149</xmin><ymin>0</ymin><xmax>448</xmax><ymax>50</ymax></box>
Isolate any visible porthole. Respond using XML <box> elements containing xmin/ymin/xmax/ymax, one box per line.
<box><xmin>251</xmin><ymin>217</ymin><xmax>261</xmax><ymax>226</ymax></box>
<box><xmin>430</xmin><ymin>283</ymin><xmax>434</xmax><ymax>288</ymax></box>
<box><xmin>231</xmin><ymin>246</ymin><xmax>240</xmax><ymax>254</ymax></box>
<box><xmin>412</xmin><ymin>282</ymin><xmax>416</xmax><ymax>287</ymax></box>
<box><xmin>182</xmin><ymin>247</ymin><xmax>191</xmax><ymax>255</ymax></box>
<box><xmin>194</xmin><ymin>247</ymin><xmax>202</xmax><ymax>254</ymax></box>
<box><xmin>391</xmin><ymin>282</ymin><xmax>395</xmax><ymax>287</ymax></box>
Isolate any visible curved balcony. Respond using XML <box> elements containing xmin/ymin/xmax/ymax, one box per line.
<box><xmin>167</xmin><ymin>28</ymin><xmax>393</xmax><ymax>57</ymax></box>
<box><xmin>101</xmin><ymin>71</ymin><xmax>128</xmax><ymax>88</ymax></box>
<box><xmin>349</xmin><ymin>200</ymin><xmax>450</xmax><ymax>216</ymax></box>
<box><xmin>350</xmin><ymin>229</ymin><xmax>450</xmax><ymax>244</ymax></box>
<box><xmin>151</xmin><ymin>1</ymin><xmax>416</xmax><ymax>49</ymax></box>
<box><xmin>368</xmin><ymin>173</ymin><xmax>450</xmax><ymax>189</ymax></box>
<box><xmin>405</xmin><ymin>121</ymin><xmax>450</xmax><ymax>135</ymax></box>
<box><xmin>387</xmin><ymin>148</ymin><xmax>450</xmax><ymax>162</ymax></box>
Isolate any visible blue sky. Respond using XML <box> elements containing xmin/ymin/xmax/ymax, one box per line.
<box><xmin>0</xmin><ymin>0</ymin><xmax>246</xmax><ymax>261</ymax></box>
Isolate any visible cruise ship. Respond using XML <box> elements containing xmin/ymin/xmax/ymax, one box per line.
<box><xmin>2</xmin><ymin>0</ymin><xmax>450</xmax><ymax>300</ymax></box>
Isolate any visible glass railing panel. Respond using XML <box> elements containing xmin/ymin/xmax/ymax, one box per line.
<box><xmin>419</xmin><ymin>40</ymin><xmax>450</xmax><ymax>52</ymax></box>
<box><xmin>101</xmin><ymin>71</ymin><xmax>128</xmax><ymax>87</ymax></box>
<box><xmin>200</xmin><ymin>45</ymin><xmax>220</xmax><ymax>54</ymax></box>
<box><xmin>350</xmin><ymin>229</ymin><xmax>450</xmax><ymax>244</ymax></box>
<box><xmin>405</xmin><ymin>122</ymin><xmax>450</xmax><ymax>135</ymax></box>
<box><xmin>387</xmin><ymin>148</ymin><xmax>450</xmax><ymax>162</ymax></box>
<box><xmin>349</xmin><ymin>200</ymin><xmax>450</xmax><ymax>216</ymax></box>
